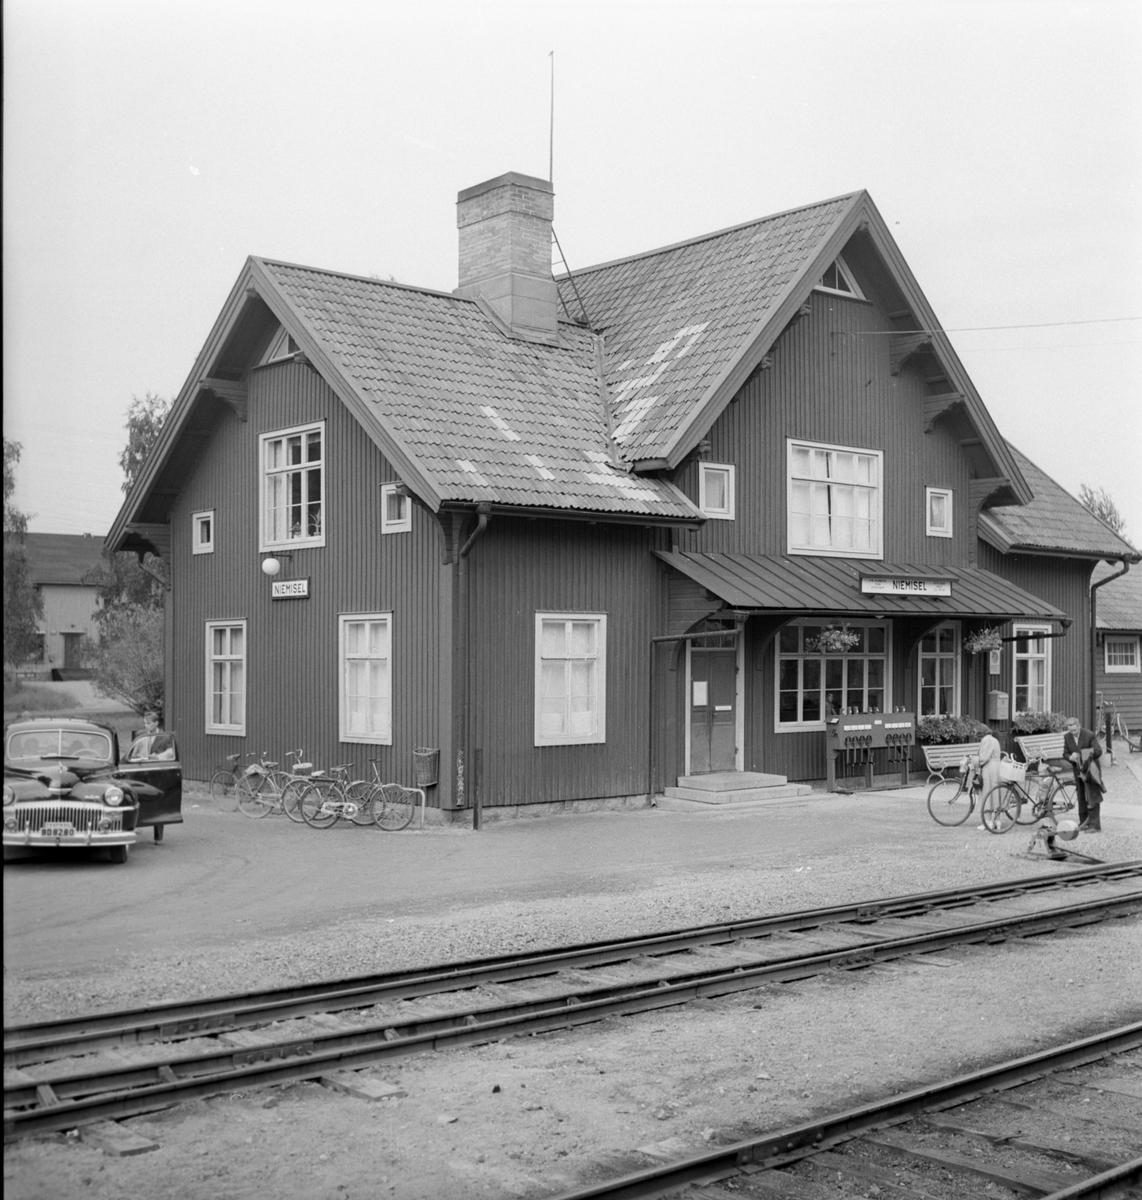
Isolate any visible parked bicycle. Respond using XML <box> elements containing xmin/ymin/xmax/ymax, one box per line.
<box><xmin>981</xmin><ymin>759</ymin><xmax>1077</xmax><ymax>834</ymax></box>
<box><xmin>235</xmin><ymin>752</ymin><xmax>283</xmax><ymax>818</ymax></box>
<box><xmin>367</xmin><ymin>761</ymin><xmax>416</xmax><ymax>832</ymax></box>
<box><xmin>209</xmin><ymin>752</ymin><xmax>250</xmax><ymax>811</ymax></box>
<box><xmin>926</xmin><ymin>755</ymin><xmax>984</xmax><ymax>827</ymax></box>
<box><xmin>273</xmin><ymin>748</ymin><xmax>324</xmax><ymax>824</ymax></box>
<box><xmin>299</xmin><ymin>763</ymin><xmax>371</xmax><ymax>829</ymax></box>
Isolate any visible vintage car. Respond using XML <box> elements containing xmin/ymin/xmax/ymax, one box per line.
<box><xmin>3</xmin><ymin>717</ymin><xmax>182</xmax><ymax>863</ymax></box>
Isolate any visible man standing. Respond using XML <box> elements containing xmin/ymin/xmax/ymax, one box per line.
<box><xmin>1063</xmin><ymin>716</ymin><xmax>1105</xmax><ymax>832</ymax></box>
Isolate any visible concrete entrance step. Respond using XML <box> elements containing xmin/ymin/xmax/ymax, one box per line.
<box><xmin>661</xmin><ymin>771</ymin><xmax>815</xmax><ymax>809</ymax></box>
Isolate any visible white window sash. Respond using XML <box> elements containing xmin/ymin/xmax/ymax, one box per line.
<box><xmin>380</xmin><ymin>483</ymin><xmax>412</xmax><ymax>534</ymax></box>
<box><xmin>1012</xmin><ymin>624</ymin><xmax>1051</xmax><ymax>712</ymax></box>
<box><xmin>192</xmin><ymin>509</ymin><xmax>215</xmax><ymax>555</ymax></box>
<box><xmin>698</xmin><ymin>463</ymin><xmax>735</xmax><ymax>520</ymax></box>
<box><xmin>535</xmin><ymin>613</ymin><xmax>607</xmax><ymax>746</ymax></box>
<box><xmin>926</xmin><ymin>488</ymin><xmax>953</xmax><ymax>538</ymax></box>
<box><xmin>259</xmin><ymin>421</ymin><xmax>326</xmax><ymax>551</ymax></box>
<box><xmin>206</xmin><ymin>620</ymin><xmax>246</xmax><ymax>734</ymax></box>
<box><xmin>787</xmin><ymin>439</ymin><xmax>883</xmax><ymax>559</ymax></box>
<box><xmin>1105</xmin><ymin>636</ymin><xmax>1140</xmax><ymax>673</ymax></box>
<box><xmin>339</xmin><ymin>613</ymin><xmax>393</xmax><ymax>744</ymax></box>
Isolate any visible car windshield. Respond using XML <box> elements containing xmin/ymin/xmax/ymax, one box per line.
<box><xmin>6</xmin><ymin>729</ymin><xmax>113</xmax><ymax>763</ymax></box>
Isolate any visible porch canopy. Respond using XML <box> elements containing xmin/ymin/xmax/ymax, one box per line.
<box><xmin>655</xmin><ymin>551</ymin><xmax>1069</xmax><ymax>623</ymax></box>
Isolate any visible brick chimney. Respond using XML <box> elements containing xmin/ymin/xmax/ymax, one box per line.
<box><xmin>456</xmin><ymin>171</ymin><xmax>557</xmax><ymax>344</ymax></box>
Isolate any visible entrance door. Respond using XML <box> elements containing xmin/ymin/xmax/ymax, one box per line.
<box><xmin>689</xmin><ymin>647</ymin><xmax>738</xmax><ymax>774</ymax></box>
<box><xmin>63</xmin><ymin>633</ymin><xmax>83</xmax><ymax>670</ymax></box>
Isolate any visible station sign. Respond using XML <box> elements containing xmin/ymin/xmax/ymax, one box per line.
<box><xmin>860</xmin><ymin>576</ymin><xmax>952</xmax><ymax>597</ymax></box>
<box><xmin>271</xmin><ymin>578</ymin><xmax>310</xmax><ymax>600</ymax></box>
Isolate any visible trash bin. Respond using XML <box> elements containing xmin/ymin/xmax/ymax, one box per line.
<box><xmin>413</xmin><ymin>747</ymin><xmax>439</xmax><ymax>788</ymax></box>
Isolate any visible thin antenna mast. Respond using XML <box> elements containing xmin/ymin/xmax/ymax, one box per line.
<box><xmin>549</xmin><ymin>50</ymin><xmax>554</xmax><ymax>184</ymax></box>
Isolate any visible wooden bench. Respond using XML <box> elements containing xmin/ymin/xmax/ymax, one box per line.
<box><xmin>921</xmin><ymin>743</ymin><xmax>981</xmax><ymax>783</ymax></box>
<box><xmin>1014</xmin><ymin>732</ymin><xmax>1066</xmax><ymax>764</ymax></box>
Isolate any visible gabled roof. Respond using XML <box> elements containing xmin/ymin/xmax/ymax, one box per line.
<box><xmin>23</xmin><ymin>533</ymin><xmax>105</xmax><ymax>586</ymax></box>
<box><xmin>979</xmin><ymin>445</ymin><xmax>1139</xmax><ymax>562</ymax></box>
<box><xmin>560</xmin><ymin>190</ymin><xmax>1032</xmax><ymax>502</ymax></box>
<box><xmin>109</xmin><ymin>186</ymin><xmax>1033</xmax><ymax>552</ymax></box>
<box><xmin>1093</xmin><ymin>561</ymin><xmax>1142</xmax><ymax>631</ymax></box>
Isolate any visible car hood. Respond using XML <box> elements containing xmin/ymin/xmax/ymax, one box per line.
<box><xmin>4</xmin><ymin>761</ymin><xmax>112</xmax><ymax>791</ymax></box>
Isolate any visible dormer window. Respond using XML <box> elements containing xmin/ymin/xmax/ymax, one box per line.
<box><xmin>815</xmin><ymin>255</ymin><xmax>864</xmax><ymax>300</ymax></box>
<box><xmin>261</xmin><ymin>327</ymin><xmax>299</xmax><ymax>365</ymax></box>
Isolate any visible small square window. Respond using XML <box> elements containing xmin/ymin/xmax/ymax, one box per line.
<box><xmin>926</xmin><ymin>488</ymin><xmax>953</xmax><ymax>538</ymax></box>
<box><xmin>1105</xmin><ymin>636</ymin><xmax>1140</xmax><ymax>673</ymax></box>
<box><xmin>192</xmin><ymin>510</ymin><xmax>215</xmax><ymax>555</ymax></box>
<box><xmin>380</xmin><ymin>483</ymin><xmax>412</xmax><ymax>534</ymax></box>
<box><xmin>699</xmin><ymin>464</ymin><xmax>735</xmax><ymax>520</ymax></box>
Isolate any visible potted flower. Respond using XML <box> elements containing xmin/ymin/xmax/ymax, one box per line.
<box><xmin>805</xmin><ymin>624</ymin><xmax>861</xmax><ymax>654</ymax></box>
<box><xmin>963</xmin><ymin>626</ymin><xmax>1003</xmax><ymax>655</ymax></box>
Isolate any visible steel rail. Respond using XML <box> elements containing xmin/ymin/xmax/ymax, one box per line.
<box><xmin>7</xmin><ymin>860</ymin><xmax>1140</xmax><ymax>1067</ymax></box>
<box><xmin>5</xmin><ymin>888</ymin><xmax>1140</xmax><ymax>1140</ymax></box>
<box><xmin>539</xmin><ymin>1022</ymin><xmax>1142</xmax><ymax>1200</ymax></box>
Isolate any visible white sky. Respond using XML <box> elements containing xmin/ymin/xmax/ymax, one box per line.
<box><xmin>4</xmin><ymin>0</ymin><xmax>1140</xmax><ymax>545</ymax></box>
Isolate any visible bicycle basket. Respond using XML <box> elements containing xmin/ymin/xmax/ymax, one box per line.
<box><xmin>998</xmin><ymin>760</ymin><xmax>1027</xmax><ymax>783</ymax></box>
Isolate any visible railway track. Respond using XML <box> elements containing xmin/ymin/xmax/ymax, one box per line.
<box><xmin>5</xmin><ymin>861</ymin><xmax>1141</xmax><ymax>1142</ymax></box>
<box><xmin>544</xmin><ymin>1023</ymin><xmax>1142</xmax><ymax>1200</ymax></box>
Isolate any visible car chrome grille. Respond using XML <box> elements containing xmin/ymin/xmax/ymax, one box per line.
<box><xmin>13</xmin><ymin>803</ymin><xmax>123</xmax><ymax>835</ymax></box>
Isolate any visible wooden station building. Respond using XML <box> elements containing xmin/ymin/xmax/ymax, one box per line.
<box><xmin>108</xmin><ymin>173</ymin><xmax>1138</xmax><ymax>814</ymax></box>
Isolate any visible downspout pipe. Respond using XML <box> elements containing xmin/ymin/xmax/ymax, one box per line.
<box><xmin>457</xmin><ymin>504</ymin><xmax>492</xmax><ymax>832</ymax></box>
<box><xmin>1090</xmin><ymin>561</ymin><xmax>1131</xmax><ymax>730</ymax></box>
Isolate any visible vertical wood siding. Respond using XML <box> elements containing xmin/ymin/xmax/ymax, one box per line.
<box><xmin>467</xmin><ymin>517</ymin><xmax>666</xmax><ymax>806</ymax></box>
<box><xmin>168</xmin><ymin>362</ymin><xmax>443</xmax><ymax>792</ymax></box>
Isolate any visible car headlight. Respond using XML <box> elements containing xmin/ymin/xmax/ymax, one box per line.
<box><xmin>2</xmin><ymin>785</ymin><xmax>15</xmax><ymax>807</ymax></box>
<box><xmin>103</xmin><ymin>786</ymin><xmax>125</xmax><ymax>807</ymax></box>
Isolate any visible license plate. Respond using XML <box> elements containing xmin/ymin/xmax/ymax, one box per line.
<box><xmin>42</xmin><ymin>823</ymin><xmax>76</xmax><ymax>837</ymax></box>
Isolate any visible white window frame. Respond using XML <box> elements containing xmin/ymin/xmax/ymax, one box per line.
<box><xmin>774</xmin><ymin>618</ymin><xmax>892</xmax><ymax>732</ymax></box>
<box><xmin>205</xmin><ymin>620</ymin><xmax>246</xmax><ymax>735</ymax></box>
<box><xmin>787</xmin><ymin>438</ymin><xmax>883</xmax><ymax>559</ymax></box>
<box><xmin>534</xmin><ymin>612</ymin><xmax>607</xmax><ymax>746</ymax></box>
<box><xmin>926</xmin><ymin>487</ymin><xmax>953</xmax><ymax>539</ymax></box>
<box><xmin>259</xmin><ymin>420</ymin><xmax>326</xmax><ymax>551</ymax></box>
<box><xmin>339</xmin><ymin>613</ymin><xmax>393</xmax><ymax>745</ymax></box>
<box><xmin>698</xmin><ymin>463</ymin><xmax>735</xmax><ymax>520</ymax></box>
<box><xmin>917</xmin><ymin>622</ymin><xmax>960</xmax><ymax>716</ymax></box>
<box><xmin>380</xmin><ymin>483</ymin><xmax>412</xmax><ymax>534</ymax></box>
<box><xmin>192</xmin><ymin>509</ymin><xmax>215</xmax><ymax>555</ymax></box>
<box><xmin>1012</xmin><ymin>623</ymin><xmax>1052</xmax><ymax>713</ymax></box>
<box><xmin>813</xmin><ymin>254</ymin><xmax>865</xmax><ymax>300</ymax></box>
<box><xmin>1105</xmin><ymin>635</ymin><xmax>1140</xmax><ymax>674</ymax></box>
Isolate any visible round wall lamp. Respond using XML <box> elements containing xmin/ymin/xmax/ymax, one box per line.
<box><xmin>261</xmin><ymin>553</ymin><xmax>292</xmax><ymax>577</ymax></box>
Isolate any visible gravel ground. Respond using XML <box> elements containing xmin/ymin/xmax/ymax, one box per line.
<box><xmin>4</xmin><ymin>761</ymin><xmax>1142</xmax><ymax>1199</ymax></box>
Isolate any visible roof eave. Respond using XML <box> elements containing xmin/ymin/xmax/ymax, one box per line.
<box><xmin>979</xmin><ymin>513</ymin><xmax>1142</xmax><ymax>563</ymax></box>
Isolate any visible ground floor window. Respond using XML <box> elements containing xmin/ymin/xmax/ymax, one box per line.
<box><xmin>918</xmin><ymin>622</ymin><xmax>959</xmax><ymax>716</ymax></box>
<box><xmin>1105</xmin><ymin>636</ymin><xmax>1140</xmax><ymax>673</ymax></box>
<box><xmin>776</xmin><ymin>620</ymin><xmax>889</xmax><ymax>729</ymax></box>
<box><xmin>535</xmin><ymin>613</ymin><xmax>607</xmax><ymax>745</ymax></box>
<box><xmin>339</xmin><ymin>614</ymin><xmax>392</xmax><ymax>743</ymax></box>
<box><xmin>206</xmin><ymin>620</ymin><xmax>246</xmax><ymax>734</ymax></box>
<box><xmin>1013</xmin><ymin>624</ymin><xmax>1051</xmax><ymax>713</ymax></box>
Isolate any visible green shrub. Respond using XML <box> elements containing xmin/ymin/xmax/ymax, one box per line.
<box><xmin>1011</xmin><ymin>710</ymin><xmax>1068</xmax><ymax>735</ymax></box>
<box><xmin>916</xmin><ymin>715</ymin><xmax>990</xmax><ymax>744</ymax></box>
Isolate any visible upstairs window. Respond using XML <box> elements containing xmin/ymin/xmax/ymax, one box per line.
<box><xmin>260</xmin><ymin>422</ymin><xmax>325</xmax><ymax>550</ymax></box>
<box><xmin>788</xmin><ymin>439</ymin><xmax>882</xmax><ymax>558</ymax></box>
<box><xmin>192</xmin><ymin>509</ymin><xmax>215</xmax><ymax>555</ymax></box>
<box><xmin>814</xmin><ymin>255</ymin><xmax>865</xmax><ymax>299</ymax></box>
<box><xmin>926</xmin><ymin>487</ymin><xmax>953</xmax><ymax>539</ymax></box>
<box><xmin>380</xmin><ymin>483</ymin><xmax>412</xmax><ymax>534</ymax></box>
<box><xmin>261</xmin><ymin>327</ymin><xmax>299</xmax><ymax>364</ymax></box>
<box><xmin>698</xmin><ymin>463</ymin><xmax>735</xmax><ymax>520</ymax></box>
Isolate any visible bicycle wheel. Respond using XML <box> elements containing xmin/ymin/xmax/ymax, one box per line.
<box><xmin>209</xmin><ymin>770</ymin><xmax>239</xmax><ymax>810</ymax></box>
<box><xmin>346</xmin><ymin>781</ymin><xmax>376</xmax><ymax>826</ymax></box>
<box><xmin>1015</xmin><ymin>787</ymin><xmax>1045</xmax><ymax>825</ymax></box>
<box><xmin>279</xmin><ymin>777</ymin><xmax>308</xmax><ymax>823</ymax></box>
<box><xmin>374</xmin><ymin>784</ymin><xmax>415</xmax><ymax>832</ymax></box>
<box><xmin>981</xmin><ymin>783</ymin><xmax>1021</xmax><ymax>833</ymax></box>
<box><xmin>1051</xmin><ymin>778</ymin><xmax>1077</xmax><ymax>818</ymax></box>
<box><xmin>926</xmin><ymin>776</ymin><xmax>975</xmax><ymax>826</ymax></box>
<box><xmin>237</xmin><ymin>772</ymin><xmax>276</xmax><ymax>818</ymax></box>
<box><xmin>300</xmin><ymin>780</ymin><xmax>341</xmax><ymax>829</ymax></box>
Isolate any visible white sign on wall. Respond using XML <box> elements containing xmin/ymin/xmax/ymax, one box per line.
<box><xmin>271</xmin><ymin>578</ymin><xmax>310</xmax><ymax>600</ymax></box>
<box><xmin>860</xmin><ymin>577</ymin><xmax>952</xmax><ymax>597</ymax></box>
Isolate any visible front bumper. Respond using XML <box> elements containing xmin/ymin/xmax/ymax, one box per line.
<box><xmin>3</xmin><ymin>800</ymin><xmax>137</xmax><ymax>849</ymax></box>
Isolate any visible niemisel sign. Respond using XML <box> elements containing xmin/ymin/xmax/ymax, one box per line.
<box><xmin>271</xmin><ymin>578</ymin><xmax>310</xmax><ymax>600</ymax></box>
<box><xmin>860</xmin><ymin>576</ymin><xmax>952</xmax><ymax>597</ymax></box>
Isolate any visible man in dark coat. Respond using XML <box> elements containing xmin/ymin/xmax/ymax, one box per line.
<box><xmin>1063</xmin><ymin>716</ymin><xmax>1105</xmax><ymax>832</ymax></box>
